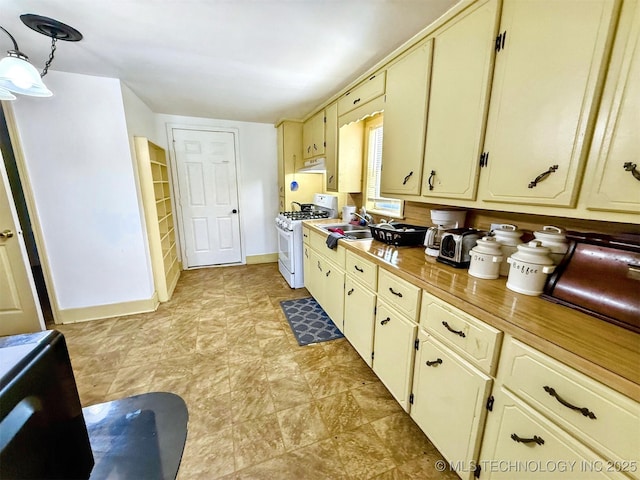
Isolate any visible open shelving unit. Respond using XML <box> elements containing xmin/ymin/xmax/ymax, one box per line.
<box><xmin>134</xmin><ymin>137</ymin><xmax>180</xmax><ymax>302</ymax></box>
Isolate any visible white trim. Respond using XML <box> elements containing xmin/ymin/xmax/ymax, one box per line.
<box><xmin>164</xmin><ymin>122</ymin><xmax>246</xmax><ymax>267</ymax></box>
<box><xmin>57</xmin><ymin>293</ymin><xmax>159</xmax><ymax>324</ymax></box>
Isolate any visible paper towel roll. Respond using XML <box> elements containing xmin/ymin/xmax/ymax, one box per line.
<box><xmin>342</xmin><ymin>206</ymin><xmax>356</xmax><ymax>221</ymax></box>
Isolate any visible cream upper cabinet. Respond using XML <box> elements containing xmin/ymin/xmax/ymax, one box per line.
<box><xmin>421</xmin><ymin>0</ymin><xmax>500</xmax><ymax>200</ymax></box>
<box><xmin>586</xmin><ymin>1</ymin><xmax>640</xmax><ymax>214</ymax></box>
<box><xmin>326</xmin><ymin>102</ymin><xmax>363</xmax><ymax>193</ymax></box>
<box><xmin>478</xmin><ymin>0</ymin><xmax>619</xmax><ymax>207</ymax></box>
<box><xmin>337</xmin><ymin>72</ymin><xmax>386</xmax><ymax>117</ymax></box>
<box><xmin>302</xmin><ymin>109</ymin><xmax>325</xmax><ymax>160</ymax></box>
<box><xmin>277</xmin><ymin>121</ymin><xmax>323</xmax><ymax>208</ymax></box>
<box><xmin>380</xmin><ymin>39</ymin><xmax>433</xmax><ymax>196</ymax></box>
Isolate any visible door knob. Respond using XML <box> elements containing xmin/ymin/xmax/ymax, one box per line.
<box><xmin>231</xmin><ymin>209</ymin><xmax>238</xmax><ymax>214</ymax></box>
<box><xmin>0</xmin><ymin>229</ymin><xmax>14</xmax><ymax>239</ymax></box>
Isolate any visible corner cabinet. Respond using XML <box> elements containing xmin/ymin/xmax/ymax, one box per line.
<box><xmin>586</xmin><ymin>1</ymin><xmax>640</xmax><ymax>214</ymax></box>
<box><xmin>134</xmin><ymin>137</ymin><xmax>180</xmax><ymax>302</ymax></box>
<box><xmin>380</xmin><ymin>39</ymin><xmax>433</xmax><ymax>196</ymax></box>
<box><xmin>421</xmin><ymin>0</ymin><xmax>500</xmax><ymax>200</ymax></box>
<box><xmin>478</xmin><ymin>0</ymin><xmax>619</xmax><ymax>207</ymax></box>
<box><xmin>277</xmin><ymin>121</ymin><xmax>323</xmax><ymax>211</ymax></box>
<box><xmin>302</xmin><ymin>110</ymin><xmax>325</xmax><ymax>160</ymax></box>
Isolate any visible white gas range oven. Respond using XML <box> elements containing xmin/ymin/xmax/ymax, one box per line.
<box><xmin>275</xmin><ymin>193</ymin><xmax>338</xmax><ymax>288</ymax></box>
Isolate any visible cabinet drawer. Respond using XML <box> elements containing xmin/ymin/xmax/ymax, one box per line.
<box><xmin>377</xmin><ymin>269</ymin><xmax>421</xmax><ymax>321</ymax></box>
<box><xmin>337</xmin><ymin>71</ymin><xmax>386</xmax><ymax>116</ymax></box>
<box><xmin>345</xmin><ymin>251</ymin><xmax>377</xmax><ymax>290</ymax></box>
<box><xmin>420</xmin><ymin>291</ymin><xmax>502</xmax><ymax>375</ymax></box>
<box><xmin>309</xmin><ymin>230</ymin><xmax>345</xmax><ymax>268</ymax></box>
<box><xmin>499</xmin><ymin>337</ymin><xmax>640</xmax><ymax>471</ymax></box>
<box><xmin>480</xmin><ymin>387</ymin><xmax>627</xmax><ymax>480</ymax></box>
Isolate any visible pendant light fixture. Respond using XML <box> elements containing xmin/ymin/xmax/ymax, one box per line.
<box><xmin>0</xmin><ymin>14</ymin><xmax>83</xmax><ymax>99</ymax></box>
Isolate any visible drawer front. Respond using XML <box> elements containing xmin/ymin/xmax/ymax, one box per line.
<box><xmin>499</xmin><ymin>337</ymin><xmax>640</xmax><ymax>470</ymax></box>
<box><xmin>420</xmin><ymin>291</ymin><xmax>502</xmax><ymax>375</ymax></box>
<box><xmin>337</xmin><ymin>71</ymin><xmax>386</xmax><ymax>116</ymax></box>
<box><xmin>479</xmin><ymin>387</ymin><xmax>627</xmax><ymax>480</ymax></box>
<box><xmin>310</xmin><ymin>230</ymin><xmax>345</xmax><ymax>268</ymax></box>
<box><xmin>377</xmin><ymin>269</ymin><xmax>421</xmax><ymax>321</ymax></box>
<box><xmin>345</xmin><ymin>251</ymin><xmax>378</xmax><ymax>290</ymax></box>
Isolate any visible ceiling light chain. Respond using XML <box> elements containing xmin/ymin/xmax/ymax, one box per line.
<box><xmin>41</xmin><ymin>37</ymin><xmax>57</xmax><ymax>78</ymax></box>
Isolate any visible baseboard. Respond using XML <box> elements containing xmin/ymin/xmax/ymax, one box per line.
<box><xmin>246</xmin><ymin>253</ymin><xmax>278</xmax><ymax>264</ymax></box>
<box><xmin>55</xmin><ymin>293</ymin><xmax>160</xmax><ymax>324</ymax></box>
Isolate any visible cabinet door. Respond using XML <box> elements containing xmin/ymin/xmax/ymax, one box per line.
<box><xmin>325</xmin><ymin>102</ymin><xmax>338</xmax><ymax>191</ymax></box>
<box><xmin>479</xmin><ymin>388</ymin><xmax>628</xmax><ymax>479</ymax></box>
<box><xmin>411</xmin><ymin>334</ymin><xmax>492</xmax><ymax>480</ymax></box>
<box><xmin>277</xmin><ymin>123</ymin><xmax>285</xmax><ymax>196</ymax></box>
<box><xmin>320</xmin><ymin>259</ymin><xmax>345</xmax><ymax>331</ymax></box>
<box><xmin>303</xmin><ymin>110</ymin><xmax>325</xmax><ymax>159</ymax></box>
<box><xmin>587</xmin><ymin>2</ymin><xmax>640</xmax><ymax>213</ymax></box>
<box><xmin>380</xmin><ymin>40</ymin><xmax>433</xmax><ymax>196</ymax></box>
<box><xmin>422</xmin><ymin>0</ymin><xmax>499</xmax><ymax>200</ymax></box>
<box><xmin>344</xmin><ymin>277</ymin><xmax>376</xmax><ymax>366</ymax></box>
<box><xmin>479</xmin><ymin>0</ymin><xmax>618</xmax><ymax>207</ymax></box>
<box><xmin>305</xmin><ymin>247</ymin><xmax>321</xmax><ymax>300</ymax></box>
<box><xmin>373</xmin><ymin>301</ymin><xmax>418</xmax><ymax>411</ymax></box>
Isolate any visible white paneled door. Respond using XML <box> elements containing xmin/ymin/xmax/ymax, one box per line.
<box><xmin>172</xmin><ymin>128</ymin><xmax>242</xmax><ymax>267</ymax></box>
<box><xmin>0</xmin><ymin>152</ymin><xmax>44</xmax><ymax>335</ymax></box>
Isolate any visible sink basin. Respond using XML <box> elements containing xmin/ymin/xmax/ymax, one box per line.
<box><xmin>320</xmin><ymin>223</ymin><xmax>369</xmax><ymax>232</ymax></box>
<box><xmin>343</xmin><ymin>231</ymin><xmax>373</xmax><ymax>240</ymax></box>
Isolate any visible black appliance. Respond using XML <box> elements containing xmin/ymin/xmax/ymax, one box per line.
<box><xmin>0</xmin><ymin>330</ymin><xmax>94</xmax><ymax>479</ymax></box>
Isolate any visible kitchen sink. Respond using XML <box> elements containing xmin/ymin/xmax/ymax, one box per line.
<box><xmin>320</xmin><ymin>223</ymin><xmax>369</xmax><ymax>232</ymax></box>
<box><xmin>343</xmin><ymin>231</ymin><xmax>373</xmax><ymax>240</ymax></box>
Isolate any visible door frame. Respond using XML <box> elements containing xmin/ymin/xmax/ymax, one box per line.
<box><xmin>2</xmin><ymin>102</ymin><xmax>60</xmax><ymax>324</ymax></box>
<box><xmin>165</xmin><ymin>123</ymin><xmax>245</xmax><ymax>268</ymax></box>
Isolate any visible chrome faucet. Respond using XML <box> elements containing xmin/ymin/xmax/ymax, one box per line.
<box><xmin>352</xmin><ymin>212</ymin><xmax>373</xmax><ymax>225</ymax></box>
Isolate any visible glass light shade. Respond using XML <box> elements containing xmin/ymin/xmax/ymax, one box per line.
<box><xmin>0</xmin><ymin>55</ymin><xmax>52</xmax><ymax>97</ymax></box>
<box><xmin>0</xmin><ymin>87</ymin><xmax>16</xmax><ymax>100</ymax></box>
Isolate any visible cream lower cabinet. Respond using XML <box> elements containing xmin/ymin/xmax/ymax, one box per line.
<box><xmin>343</xmin><ymin>251</ymin><xmax>378</xmax><ymax>366</ymax></box>
<box><xmin>478</xmin><ymin>387</ymin><xmax>627</xmax><ymax>480</ymax></box>
<box><xmin>490</xmin><ymin>336</ymin><xmax>640</xmax><ymax>480</ymax></box>
<box><xmin>306</xmin><ymin>230</ymin><xmax>345</xmax><ymax>330</ymax></box>
<box><xmin>372</xmin><ymin>300</ymin><xmax>418</xmax><ymax>412</ymax></box>
<box><xmin>411</xmin><ymin>332</ymin><xmax>492</xmax><ymax>480</ymax></box>
<box><xmin>478</xmin><ymin>0</ymin><xmax>618</xmax><ymax>207</ymax></box>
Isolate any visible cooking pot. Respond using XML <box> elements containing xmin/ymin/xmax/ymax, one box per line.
<box><xmin>468</xmin><ymin>236</ymin><xmax>503</xmax><ymax>280</ymax></box>
<box><xmin>492</xmin><ymin>224</ymin><xmax>523</xmax><ymax>276</ymax></box>
<box><xmin>291</xmin><ymin>201</ymin><xmax>314</xmax><ymax>212</ymax></box>
<box><xmin>506</xmin><ymin>240</ymin><xmax>556</xmax><ymax>296</ymax></box>
<box><xmin>533</xmin><ymin>225</ymin><xmax>569</xmax><ymax>264</ymax></box>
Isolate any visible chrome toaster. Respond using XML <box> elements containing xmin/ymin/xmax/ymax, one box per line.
<box><xmin>437</xmin><ymin>228</ymin><xmax>486</xmax><ymax>268</ymax></box>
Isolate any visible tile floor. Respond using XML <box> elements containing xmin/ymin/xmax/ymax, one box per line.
<box><xmin>56</xmin><ymin>263</ymin><xmax>459</xmax><ymax>479</ymax></box>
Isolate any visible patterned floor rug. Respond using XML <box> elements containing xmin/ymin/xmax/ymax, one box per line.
<box><xmin>280</xmin><ymin>297</ymin><xmax>344</xmax><ymax>346</ymax></box>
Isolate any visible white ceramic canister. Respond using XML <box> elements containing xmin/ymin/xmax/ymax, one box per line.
<box><xmin>492</xmin><ymin>224</ymin><xmax>523</xmax><ymax>276</ymax></box>
<box><xmin>506</xmin><ymin>240</ymin><xmax>556</xmax><ymax>296</ymax></box>
<box><xmin>533</xmin><ymin>225</ymin><xmax>569</xmax><ymax>264</ymax></box>
<box><xmin>468</xmin><ymin>236</ymin><xmax>503</xmax><ymax>280</ymax></box>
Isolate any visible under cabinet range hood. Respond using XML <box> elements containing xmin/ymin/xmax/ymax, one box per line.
<box><xmin>297</xmin><ymin>157</ymin><xmax>326</xmax><ymax>173</ymax></box>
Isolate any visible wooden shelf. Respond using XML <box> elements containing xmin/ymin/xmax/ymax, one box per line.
<box><xmin>135</xmin><ymin>137</ymin><xmax>180</xmax><ymax>302</ymax></box>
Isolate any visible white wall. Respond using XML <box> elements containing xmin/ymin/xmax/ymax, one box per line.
<box><xmin>11</xmin><ymin>71</ymin><xmax>154</xmax><ymax>310</ymax></box>
<box><xmin>155</xmin><ymin>114</ymin><xmax>279</xmax><ymax>257</ymax></box>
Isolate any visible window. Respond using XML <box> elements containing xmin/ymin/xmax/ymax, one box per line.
<box><xmin>364</xmin><ymin>114</ymin><xmax>404</xmax><ymax>218</ymax></box>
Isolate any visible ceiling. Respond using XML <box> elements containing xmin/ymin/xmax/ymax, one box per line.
<box><xmin>0</xmin><ymin>0</ymin><xmax>460</xmax><ymax>124</ymax></box>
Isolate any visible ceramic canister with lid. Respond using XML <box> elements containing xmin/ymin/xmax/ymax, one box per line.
<box><xmin>506</xmin><ymin>240</ymin><xmax>556</xmax><ymax>296</ymax></box>
<box><xmin>533</xmin><ymin>225</ymin><xmax>569</xmax><ymax>264</ymax></box>
<box><xmin>492</xmin><ymin>224</ymin><xmax>523</xmax><ymax>276</ymax></box>
<box><xmin>469</xmin><ymin>236</ymin><xmax>503</xmax><ymax>280</ymax></box>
